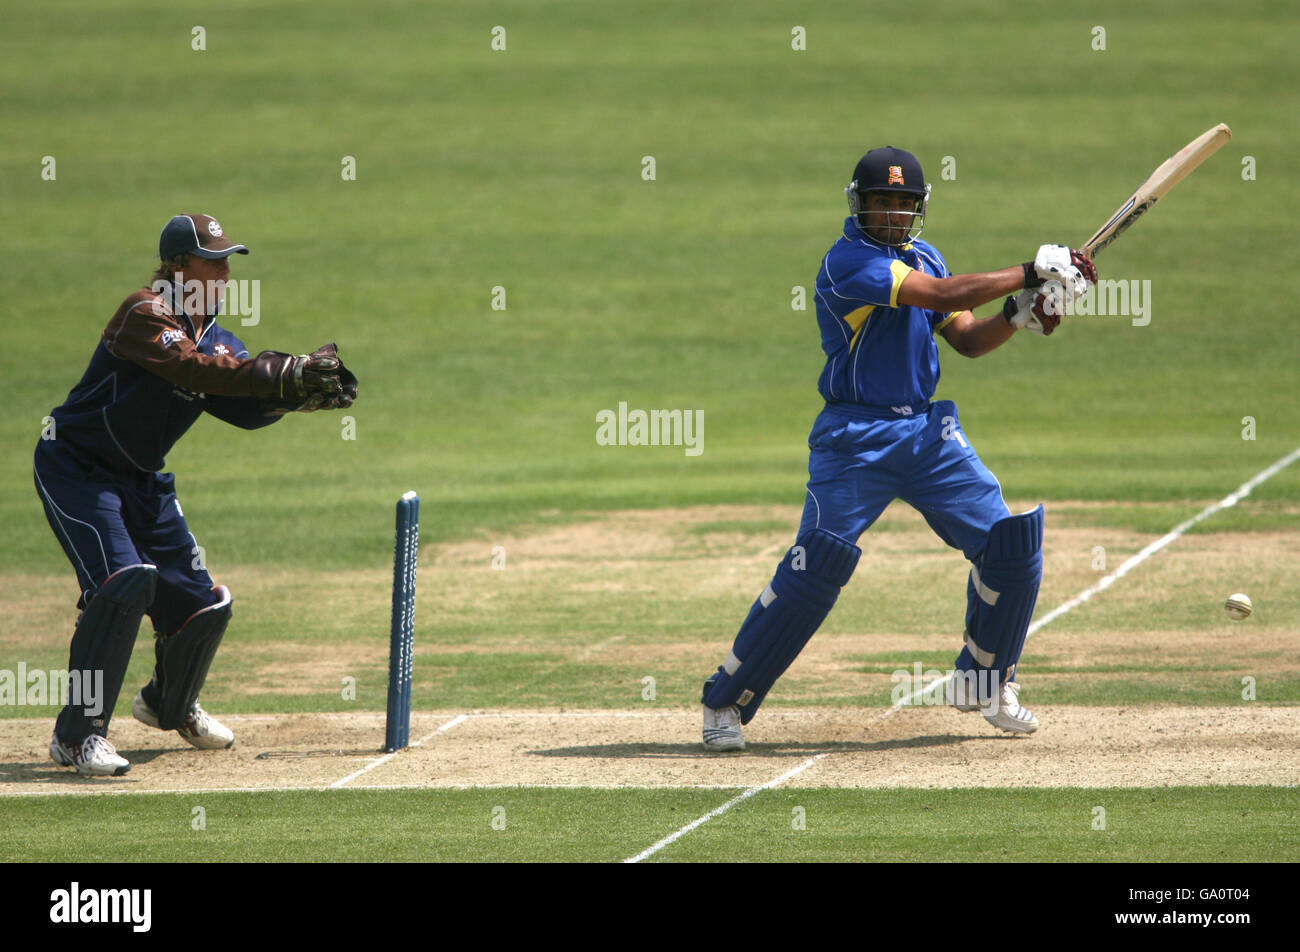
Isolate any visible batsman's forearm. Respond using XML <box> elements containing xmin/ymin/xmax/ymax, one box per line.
<box><xmin>959</xmin><ymin>311</ymin><xmax>1017</xmax><ymax>357</ymax></box>
<box><xmin>930</xmin><ymin>267</ymin><xmax>1027</xmax><ymax>312</ymax></box>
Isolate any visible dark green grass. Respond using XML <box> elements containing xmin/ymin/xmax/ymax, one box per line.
<box><xmin>656</xmin><ymin>786</ymin><xmax>1300</xmax><ymax>863</ymax></box>
<box><xmin>0</xmin><ymin>787</ymin><xmax>730</xmax><ymax>863</ymax></box>
<box><xmin>0</xmin><ymin>786</ymin><xmax>1292</xmax><ymax>862</ymax></box>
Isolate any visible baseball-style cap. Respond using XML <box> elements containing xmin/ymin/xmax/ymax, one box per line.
<box><xmin>849</xmin><ymin>147</ymin><xmax>928</xmax><ymax>197</ymax></box>
<box><xmin>158</xmin><ymin>214</ymin><xmax>249</xmax><ymax>260</ymax></box>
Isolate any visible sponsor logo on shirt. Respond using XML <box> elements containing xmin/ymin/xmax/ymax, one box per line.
<box><xmin>159</xmin><ymin>328</ymin><xmax>188</xmax><ymax>348</ymax></box>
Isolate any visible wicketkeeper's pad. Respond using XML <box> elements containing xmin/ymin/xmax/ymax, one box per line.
<box><xmin>703</xmin><ymin>528</ymin><xmax>860</xmax><ymax>724</ymax></box>
<box><xmin>154</xmin><ymin>586</ymin><xmax>232</xmax><ymax>729</ymax></box>
<box><xmin>56</xmin><ymin>563</ymin><xmax>158</xmax><ymax>739</ymax></box>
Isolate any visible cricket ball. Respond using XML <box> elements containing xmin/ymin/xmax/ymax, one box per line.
<box><xmin>1224</xmin><ymin>593</ymin><xmax>1253</xmax><ymax>621</ymax></box>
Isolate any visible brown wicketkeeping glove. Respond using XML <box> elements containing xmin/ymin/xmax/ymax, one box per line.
<box><xmin>252</xmin><ymin>343</ymin><xmax>357</xmax><ymax>412</ymax></box>
<box><xmin>316</xmin><ymin>343</ymin><xmax>358</xmax><ymax>409</ymax></box>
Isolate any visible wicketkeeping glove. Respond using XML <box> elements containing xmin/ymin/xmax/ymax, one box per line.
<box><xmin>250</xmin><ymin>342</ymin><xmax>357</xmax><ymax>410</ymax></box>
<box><xmin>314</xmin><ymin>342</ymin><xmax>358</xmax><ymax>409</ymax></box>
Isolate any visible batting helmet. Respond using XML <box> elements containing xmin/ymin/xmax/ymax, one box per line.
<box><xmin>844</xmin><ymin>147</ymin><xmax>931</xmax><ymax>245</ymax></box>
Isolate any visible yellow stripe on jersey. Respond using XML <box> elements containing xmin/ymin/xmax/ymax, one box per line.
<box><xmin>843</xmin><ymin>304</ymin><xmax>876</xmax><ymax>353</ymax></box>
<box><xmin>888</xmin><ymin>259</ymin><xmax>913</xmax><ymax>309</ymax></box>
<box><xmin>933</xmin><ymin>310</ymin><xmax>963</xmax><ymax>334</ymax></box>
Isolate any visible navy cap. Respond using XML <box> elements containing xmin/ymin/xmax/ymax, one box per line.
<box><xmin>849</xmin><ymin>147</ymin><xmax>927</xmax><ymax>197</ymax></box>
<box><xmin>159</xmin><ymin>214</ymin><xmax>249</xmax><ymax>260</ymax></box>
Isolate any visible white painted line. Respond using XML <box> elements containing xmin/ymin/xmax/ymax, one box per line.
<box><xmin>0</xmin><ymin>781</ymin><xmax>762</xmax><ymax>799</ymax></box>
<box><xmin>0</xmin><ymin>781</ymin><xmax>776</xmax><ymax>800</ymax></box>
<box><xmin>1027</xmin><ymin>445</ymin><xmax>1300</xmax><ymax>633</ymax></box>
<box><xmin>897</xmin><ymin>445</ymin><xmax>1300</xmax><ymax>709</ymax></box>
<box><xmin>623</xmin><ymin>753</ymin><xmax>827</xmax><ymax>864</ymax></box>
<box><xmin>462</xmin><ymin>712</ymin><xmax>821</xmax><ymax>717</ymax></box>
<box><xmin>327</xmin><ymin>714</ymin><xmax>469</xmax><ymax>789</ymax></box>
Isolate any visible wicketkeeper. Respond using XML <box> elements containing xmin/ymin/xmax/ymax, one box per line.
<box><xmin>35</xmin><ymin>213</ymin><xmax>358</xmax><ymax>776</ymax></box>
<box><xmin>701</xmin><ymin>148</ymin><xmax>1096</xmax><ymax>750</ymax></box>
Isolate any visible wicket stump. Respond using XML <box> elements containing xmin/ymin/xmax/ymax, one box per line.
<box><xmin>386</xmin><ymin>491</ymin><xmax>419</xmax><ymax>752</ymax></box>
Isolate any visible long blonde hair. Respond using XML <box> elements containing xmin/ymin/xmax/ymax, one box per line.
<box><xmin>151</xmin><ymin>254</ymin><xmax>191</xmax><ymax>284</ymax></box>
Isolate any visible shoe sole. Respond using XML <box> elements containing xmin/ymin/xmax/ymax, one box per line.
<box><xmin>983</xmin><ymin>716</ymin><xmax>1039</xmax><ymax>734</ymax></box>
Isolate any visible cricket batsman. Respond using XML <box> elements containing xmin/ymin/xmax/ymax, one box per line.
<box><xmin>701</xmin><ymin>148</ymin><xmax>1096</xmax><ymax>750</ymax></box>
<box><xmin>35</xmin><ymin>213</ymin><xmax>358</xmax><ymax>776</ymax></box>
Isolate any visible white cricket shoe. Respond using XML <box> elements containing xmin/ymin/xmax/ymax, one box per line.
<box><xmin>944</xmin><ymin>671</ymin><xmax>984</xmax><ymax>712</ymax></box>
<box><xmin>702</xmin><ymin>704</ymin><xmax>745</xmax><ymax>751</ymax></box>
<box><xmin>133</xmin><ymin>692</ymin><xmax>235</xmax><ymax>750</ymax></box>
<box><xmin>50</xmin><ymin>733</ymin><xmax>130</xmax><ymax>777</ymax></box>
<box><xmin>981</xmin><ymin>681</ymin><xmax>1039</xmax><ymax>734</ymax></box>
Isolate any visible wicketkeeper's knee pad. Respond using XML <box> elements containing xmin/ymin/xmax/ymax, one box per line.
<box><xmin>703</xmin><ymin>528</ymin><xmax>860</xmax><ymax>724</ymax></box>
<box><xmin>955</xmin><ymin>506</ymin><xmax>1043</xmax><ymax>696</ymax></box>
<box><xmin>154</xmin><ymin>586</ymin><xmax>233</xmax><ymax>729</ymax></box>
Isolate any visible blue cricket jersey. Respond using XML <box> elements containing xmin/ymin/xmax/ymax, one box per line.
<box><xmin>813</xmin><ymin>217</ymin><xmax>959</xmax><ymax>414</ymax></box>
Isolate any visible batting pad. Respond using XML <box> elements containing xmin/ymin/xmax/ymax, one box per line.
<box><xmin>55</xmin><ymin>563</ymin><xmax>157</xmax><ymax>742</ymax></box>
<box><xmin>155</xmin><ymin>586</ymin><xmax>232</xmax><ymax>729</ymax></box>
<box><xmin>956</xmin><ymin>505</ymin><xmax>1043</xmax><ymax>696</ymax></box>
<box><xmin>703</xmin><ymin>528</ymin><xmax>860</xmax><ymax>724</ymax></box>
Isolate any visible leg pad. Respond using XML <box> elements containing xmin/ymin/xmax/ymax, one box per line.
<box><xmin>955</xmin><ymin>506</ymin><xmax>1043</xmax><ymax>697</ymax></box>
<box><xmin>703</xmin><ymin>528</ymin><xmax>860</xmax><ymax>723</ymax></box>
<box><xmin>55</xmin><ymin>564</ymin><xmax>157</xmax><ymax>741</ymax></box>
<box><xmin>155</xmin><ymin>587</ymin><xmax>232</xmax><ymax>730</ymax></box>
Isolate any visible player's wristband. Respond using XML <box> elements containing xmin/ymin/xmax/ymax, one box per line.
<box><xmin>1002</xmin><ymin>295</ymin><xmax>1019</xmax><ymax>325</ymax></box>
<box><xmin>1022</xmin><ymin>262</ymin><xmax>1044</xmax><ymax>289</ymax></box>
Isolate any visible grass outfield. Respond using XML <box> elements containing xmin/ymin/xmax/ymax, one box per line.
<box><xmin>0</xmin><ymin>787</ymin><xmax>1293</xmax><ymax>863</ymax></box>
<box><xmin>1</xmin><ymin>0</ymin><xmax>1296</xmax><ymax>566</ymax></box>
<box><xmin>1</xmin><ymin>1</ymin><xmax>1296</xmax><ymax>867</ymax></box>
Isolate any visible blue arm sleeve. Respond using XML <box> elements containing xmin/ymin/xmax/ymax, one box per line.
<box><xmin>204</xmin><ymin>395</ymin><xmax>283</xmax><ymax>430</ymax></box>
<box><xmin>202</xmin><ymin>325</ymin><xmax>283</xmax><ymax>429</ymax></box>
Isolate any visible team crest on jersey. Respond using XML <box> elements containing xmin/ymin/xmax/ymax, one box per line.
<box><xmin>159</xmin><ymin>328</ymin><xmax>188</xmax><ymax>348</ymax></box>
<box><xmin>888</xmin><ymin>165</ymin><xmax>904</xmax><ymax>185</ymax></box>
<box><xmin>214</xmin><ymin>343</ymin><xmax>230</xmax><ymax>356</ymax></box>
<box><xmin>208</xmin><ymin>219</ymin><xmax>223</xmax><ymax>237</ymax></box>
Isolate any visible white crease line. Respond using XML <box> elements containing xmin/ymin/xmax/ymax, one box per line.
<box><xmin>0</xmin><ymin>780</ymin><xmax>810</xmax><ymax>799</ymax></box>
<box><xmin>462</xmin><ymin>711</ymin><xmax>824</xmax><ymax>719</ymax></box>
<box><xmin>899</xmin><ymin>445</ymin><xmax>1300</xmax><ymax>710</ymax></box>
<box><xmin>0</xmin><ymin>781</ymin><xmax>770</xmax><ymax>799</ymax></box>
<box><xmin>328</xmin><ymin>714</ymin><xmax>469</xmax><ymax>789</ymax></box>
<box><xmin>623</xmin><ymin>753</ymin><xmax>827</xmax><ymax>863</ymax></box>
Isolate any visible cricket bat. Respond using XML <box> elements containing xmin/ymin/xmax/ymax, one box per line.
<box><xmin>1082</xmin><ymin>123</ymin><xmax>1232</xmax><ymax>259</ymax></box>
